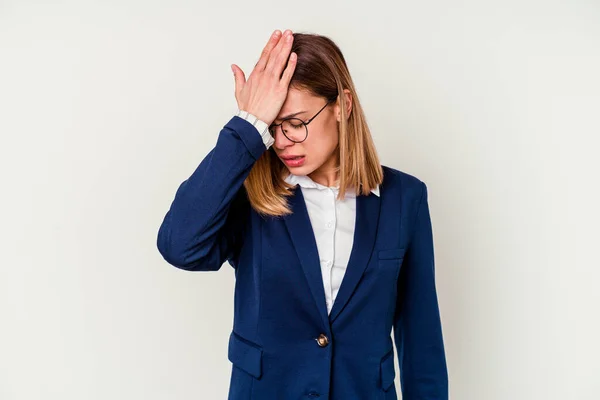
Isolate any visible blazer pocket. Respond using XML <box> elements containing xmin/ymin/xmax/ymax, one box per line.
<box><xmin>228</xmin><ymin>331</ymin><xmax>263</xmax><ymax>379</ymax></box>
<box><xmin>378</xmin><ymin>248</ymin><xmax>405</xmax><ymax>280</ymax></box>
<box><xmin>380</xmin><ymin>348</ymin><xmax>396</xmax><ymax>391</ymax></box>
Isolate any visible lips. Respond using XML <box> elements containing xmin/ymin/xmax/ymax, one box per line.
<box><xmin>281</xmin><ymin>155</ymin><xmax>306</xmax><ymax>167</ymax></box>
<box><xmin>281</xmin><ymin>155</ymin><xmax>305</xmax><ymax>160</ymax></box>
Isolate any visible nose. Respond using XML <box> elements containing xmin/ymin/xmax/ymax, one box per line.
<box><xmin>272</xmin><ymin>125</ymin><xmax>296</xmax><ymax>149</ymax></box>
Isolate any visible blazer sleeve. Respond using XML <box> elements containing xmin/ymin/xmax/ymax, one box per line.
<box><xmin>393</xmin><ymin>181</ymin><xmax>449</xmax><ymax>399</ymax></box>
<box><xmin>156</xmin><ymin>116</ymin><xmax>267</xmax><ymax>271</ymax></box>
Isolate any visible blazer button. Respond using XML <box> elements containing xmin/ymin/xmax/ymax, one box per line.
<box><xmin>316</xmin><ymin>333</ymin><xmax>329</xmax><ymax>347</ymax></box>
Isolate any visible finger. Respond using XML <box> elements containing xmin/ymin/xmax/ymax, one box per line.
<box><xmin>231</xmin><ymin>64</ymin><xmax>246</xmax><ymax>98</ymax></box>
<box><xmin>265</xmin><ymin>30</ymin><xmax>293</xmax><ymax>75</ymax></box>
<box><xmin>255</xmin><ymin>30</ymin><xmax>282</xmax><ymax>72</ymax></box>
<box><xmin>271</xmin><ymin>32</ymin><xmax>295</xmax><ymax>77</ymax></box>
<box><xmin>280</xmin><ymin>52</ymin><xmax>297</xmax><ymax>84</ymax></box>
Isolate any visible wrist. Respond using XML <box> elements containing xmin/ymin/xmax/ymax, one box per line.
<box><xmin>236</xmin><ymin>109</ymin><xmax>275</xmax><ymax>149</ymax></box>
<box><xmin>237</xmin><ymin>110</ymin><xmax>270</xmax><ymax>126</ymax></box>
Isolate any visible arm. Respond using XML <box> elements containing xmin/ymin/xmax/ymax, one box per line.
<box><xmin>393</xmin><ymin>182</ymin><xmax>449</xmax><ymax>399</ymax></box>
<box><xmin>157</xmin><ymin>29</ymin><xmax>296</xmax><ymax>271</ymax></box>
<box><xmin>156</xmin><ymin>116</ymin><xmax>268</xmax><ymax>271</ymax></box>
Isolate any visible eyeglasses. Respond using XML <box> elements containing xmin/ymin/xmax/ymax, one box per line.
<box><xmin>268</xmin><ymin>97</ymin><xmax>336</xmax><ymax>143</ymax></box>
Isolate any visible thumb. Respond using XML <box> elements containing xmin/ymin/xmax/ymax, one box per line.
<box><xmin>231</xmin><ymin>64</ymin><xmax>246</xmax><ymax>98</ymax></box>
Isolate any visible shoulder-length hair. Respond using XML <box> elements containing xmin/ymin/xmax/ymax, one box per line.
<box><xmin>244</xmin><ymin>33</ymin><xmax>383</xmax><ymax>217</ymax></box>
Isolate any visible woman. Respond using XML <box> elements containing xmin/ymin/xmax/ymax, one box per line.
<box><xmin>157</xmin><ymin>29</ymin><xmax>448</xmax><ymax>400</ymax></box>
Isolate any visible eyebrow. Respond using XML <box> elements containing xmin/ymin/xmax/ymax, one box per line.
<box><xmin>274</xmin><ymin>110</ymin><xmax>307</xmax><ymax>122</ymax></box>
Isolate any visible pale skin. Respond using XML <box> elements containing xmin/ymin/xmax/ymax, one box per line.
<box><xmin>231</xmin><ymin>29</ymin><xmax>353</xmax><ymax>188</ymax></box>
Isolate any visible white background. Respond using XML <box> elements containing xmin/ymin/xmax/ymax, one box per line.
<box><xmin>1</xmin><ymin>1</ymin><xmax>599</xmax><ymax>399</ymax></box>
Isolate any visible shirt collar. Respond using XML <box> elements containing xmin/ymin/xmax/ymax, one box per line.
<box><xmin>284</xmin><ymin>173</ymin><xmax>380</xmax><ymax>197</ymax></box>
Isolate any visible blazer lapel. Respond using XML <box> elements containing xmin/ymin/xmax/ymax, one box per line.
<box><xmin>328</xmin><ymin>189</ymin><xmax>381</xmax><ymax>323</ymax></box>
<box><xmin>283</xmin><ymin>185</ymin><xmax>382</xmax><ymax>327</ymax></box>
<box><xmin>283</xmin><ymin>186</ymin><xmax>330</xmax><ymax>329</ymax></box>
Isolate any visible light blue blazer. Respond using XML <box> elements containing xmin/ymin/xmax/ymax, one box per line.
<box><xmin>157</xmin><ymin>116</ymin><xmax>449</xmax><ymax>399</ymax></box>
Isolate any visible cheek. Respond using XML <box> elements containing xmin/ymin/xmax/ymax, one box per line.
<box><xmin>322</xmin><ymin>127</ymin><xmax>340</xmax><ymax>154</ymax></box>
<box><xmin>305</xmin><ymin>131</ymin><xmax>337</xmax><ymax>161</ymax></box>
<box><xmin>311</xmin><ymin>121</ymin><xmax>339</xmax><ymax>148</ymax></box>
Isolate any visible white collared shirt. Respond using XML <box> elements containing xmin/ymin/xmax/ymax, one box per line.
<box><xmin>285</xmin><ymin>173</ymin><xmax>380</xmax><ymax>314</ymax></box>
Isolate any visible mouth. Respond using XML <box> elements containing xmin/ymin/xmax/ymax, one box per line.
<box><xmin>281</xmin><ymin>155</ymin><xmax>306</xmax><ymax>167</ymax></box>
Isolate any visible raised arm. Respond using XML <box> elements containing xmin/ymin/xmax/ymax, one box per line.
<box><xmin>156</xmin><ymin>29</ymin><xmax>297</xmax><ymax>271</ymax></box>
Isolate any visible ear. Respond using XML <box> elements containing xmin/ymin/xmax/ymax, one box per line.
<box><xmin>335</xmin><ymin>89</ymin><xmax>353</xmax><ymax>122</ymax></box>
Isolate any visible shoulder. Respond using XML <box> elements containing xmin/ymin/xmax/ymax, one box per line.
<box><xmin>380</xmin><ymin>165</ymin><xmax>430</xmax><ymax>233</ymax></box>
<box><xmin>381</xmin><ymin>164</ymin><xmax>427</xmax><ymax>201</ymax></box>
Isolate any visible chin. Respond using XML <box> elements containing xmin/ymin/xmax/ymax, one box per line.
<box><xmin>287</xmin><ymin>165</ymin><xmax>304</xmax><ymax>172</ymax></box>
<box><xmin>287</xmin><ymin>165</ymin><xmax>310</xmax><ymax>175</ymax></box>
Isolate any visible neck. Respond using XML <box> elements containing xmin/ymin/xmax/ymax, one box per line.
<box><xmin>308</xmin><ymin>152</ymin><xmax>340</xmax><ymax>187</ymax></box>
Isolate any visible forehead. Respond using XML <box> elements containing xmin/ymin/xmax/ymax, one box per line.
<box><xmin>276</xmin><ymin>87</ymin><xmax>321</xmax><ymax>118</ymax></box>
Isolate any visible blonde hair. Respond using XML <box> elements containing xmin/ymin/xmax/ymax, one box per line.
<box><xmin>244</xmin><ymin>33</ymin><xmax>383</xmax><ymax>217</ymax></box>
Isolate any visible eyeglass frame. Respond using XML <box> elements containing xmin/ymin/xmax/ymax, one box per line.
<box><xmin>268</xmin><ymin>96</ymin><xmax>337</xmax><ymax>143</ymax></box>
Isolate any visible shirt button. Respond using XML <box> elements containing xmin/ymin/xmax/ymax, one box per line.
<box><xmin>326</xmin><ymin>221</ymin><xmax>334</xmax><ymax>228</ymax></box>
